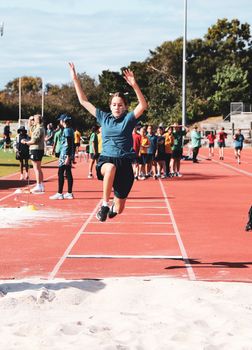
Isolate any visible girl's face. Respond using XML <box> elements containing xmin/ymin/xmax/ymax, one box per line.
<box><xmin>34</xmin><ymin>115</ymin><xmax>40</xmax><ymax>125</ymax></box>
<box><xmin>110</xmin><ymin>96</ymin><xmax>127</xmax><ymax>118</ymax></box>
<box><xmin>140</xmin><ymin>128</ymin><xmax>146</xmax><ymax>136</ymax></box>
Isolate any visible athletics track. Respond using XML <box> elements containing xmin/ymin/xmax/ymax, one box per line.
<box><xmin>0</xmin><ymin>147</ymin><xmax>252</xmax><ymax>282</ymax></box>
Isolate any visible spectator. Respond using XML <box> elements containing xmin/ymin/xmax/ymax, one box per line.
<box><xmin>164</xmin><ymin>126</ymin><xmax>174</xmax><ymax>177</ymax></box>
<box><xmin>21</xmin><ymin>115</ymin><xmax>45</xmax><ymax>193</ymax></box>
<box><xmin>50</xmin><ymin>114</ymin><xmax>75</xmax><ymax>200</ymax></box>
<box><xmin>3</xmin><ymin>120</ymin><xmax>12</xmax><ymax>152</ymax></box>
<box><xmin>190</xmin><ymin>125</ymin><xmax>201</xmax><ymax>163</ymax></box>
<box><xmin>14</xmin><ymin>126</ymin><xmax>30</xmax><ymax>180</ymax></box>
<box><xmin>132</xmin><ymin>125</ymin><xmax>141</xmax><ymax>179</ymax></box>
<box><xmin>88</xmin><ymin>125</ymin><xmax>99</xmax><ymax>178</ymax></box>
<box><xmin>170</xmin><ymin>123</ymin><xmax>188</xmax><ymax>177</ymax></box>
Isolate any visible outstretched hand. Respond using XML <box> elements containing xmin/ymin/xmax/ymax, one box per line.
<box><xmin>123</xmin><ymin>69</ymin><xmax>137</xmax><ymax>87</ymax></box>
<box><xmin>69</xmin><ymin>62</ymin><xmax>78</xmax><ymax>80</ymax></box>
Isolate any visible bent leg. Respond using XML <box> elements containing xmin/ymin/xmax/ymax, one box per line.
<box><xmin>101</xmin><ymin>163</ymin><xmax>116</xmax><ymax>202</ymax></box>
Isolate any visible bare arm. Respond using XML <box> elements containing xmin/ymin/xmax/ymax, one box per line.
<box><xmin>123</xmin><ymin>69</ymin><xmax>148</xmax><ymax>119</ymax></box>
<box><xmin>69</xmin><ymin>62</ymin><xmax>96</xmax><ymax>117</ymax></box>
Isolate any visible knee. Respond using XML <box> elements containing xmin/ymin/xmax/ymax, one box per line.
<box><xmin>102</xmin><ymin>163</ymin><xmax>116</xmax><ymax>176</ymax></box>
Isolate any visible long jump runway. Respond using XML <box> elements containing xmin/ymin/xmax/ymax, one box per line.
<box><xmin>0</xmin><ymin>148</ymin><xmax>252</xmax><ymax>282</ymax></box>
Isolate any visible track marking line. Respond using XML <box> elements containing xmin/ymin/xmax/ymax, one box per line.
<box><xmin>158</xmin><ymin>179</ymin><xmax>196</xmax><ymax>281</ymax></box>
<box><xmin>89</xmin><ymin>221</ymin><xmax>172</xmax><ymax>225</ymax></box>
<box><xmin>126</xmin><ymin>206</ymin><xmax>167</xmax><ymax>209</ymax></box>
<box><xmin>48</xmin><ymin>200</ymin><xmax>102</xmax><ymax>279</ymax></box>
<box><xmin>80</xmin><ymin>231</ymin><xmax>176</xmax><ymax>236</ymax></box>
<box><xmin>200</xmin><ymin>156</ymin><xmax>252</xmax><ymax>177</ymax></box>
<box><xmin>67</xmin><ymin>254</ymin><xmax>183</xmax><ymax>260</ymax></box>
<box><xmin>127</xmin><ymin>199</ymin><xmax>167</xmax><ymax>202</ymax></box>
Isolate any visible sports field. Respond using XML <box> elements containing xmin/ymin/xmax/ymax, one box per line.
<box><xmin>0</xmin><ymin>147</ymin><xmax>252</xmax><ymax>282</ymax></box>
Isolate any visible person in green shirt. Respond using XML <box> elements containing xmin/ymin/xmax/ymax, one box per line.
<box><xmin>190</xmin><ymin>125</ymin><xmax>202</xmax><ymax>163</ymax></box>
<box><xmin>88</xmin><ymin>125</ymin><xmax>99</xmax><ymax>178</ymax></box>
<box><xmin>52</xmin><ymin>123</ymin><xmax>63</xmax><ymax>158</ymax></box>
<box><xmin>170</xmin><ymin>123</ymin><xmax>188</xmax><ymax>177</ymax></box>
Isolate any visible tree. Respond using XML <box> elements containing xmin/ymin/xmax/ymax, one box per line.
<box><xmin>210</xmin><ymin>64</ymin><xmax>249</xmax><ymax>116</ymax></box>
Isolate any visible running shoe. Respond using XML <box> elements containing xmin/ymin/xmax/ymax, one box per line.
<box><xmin>63</xmin><ymin>192</ymin><xmax>74</xmax><ymax>199</ymax></box>
<box><xmin>108</xmin><ymin>204</ymin><xmax>117</xmax><ymax>219</ymax></box>
<box><xmin>96</xmin><ymin>206</ymin><xmax>109</xmax><ymax>222</ymax></box>
<box><xmin>49</xmin><ymin>193</ymin><xmax>64</xmax><ymax>200</ymax></box>
<box><xmin>88</xmin><ymin>173</ymin><xmax>93</xmax><ymax>179</ymax></box>
<box><xmin>31</xmin><ymin>185</ymin><xmax>44</xmax><ymax>194</ymax></box>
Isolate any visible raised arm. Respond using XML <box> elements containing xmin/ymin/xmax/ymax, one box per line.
<box><xmin>69</xmin><ymin>62</ymin><xmax>96</xmax><ymax>117</ymax></box>
<box><xmin>123</xmin><ymin>69</ymin><xmax>148</xmax><ymax>119</ymax></box>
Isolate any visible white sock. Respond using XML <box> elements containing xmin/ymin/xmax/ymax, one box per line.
<box><xmin>102</xmin><ymin>201</ymin><xmax>109</xmax><ymax>207</ymax></box>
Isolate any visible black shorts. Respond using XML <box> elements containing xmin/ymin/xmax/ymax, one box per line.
<box><xmin>235</xmin><ymin>146</ymin><xmax>243</xmax><ymax>151</ymax></box>
<box><xmin>146</xmin><ymin>154</ymin><xmax>155</xmax><ymax>163</ymax></box>
<box><xmin>90</xmin><ymin>153</ymin><xmax>100</xmax><ymax>160</ymax></box>
<box><xmin>172</xmin><ymin>149</ymin><xmax>183</xmax><ymax>159</ymax></box>
<box><xmin>139</xmin><ymin>154</ymin><xmax>149</xmax><ymax>165</ymax></box>
<box><xmin>30</xmin><ymin>150</ymin><xmax>44</xmax><ymax>161</ymax></box>
<box><xmin>96</xmin><ymin>155</ymin><xmax>134</xmax><ymax>199</ymax></box>
<box><xmin>218</xmin><ymin>142</ymin><xmax>225</xmax><ymax>148</ymax></box>
<box><xmin>209</xmin><ymin>143</ymin><xmax>214</xmax><ymax>148</ymax></box>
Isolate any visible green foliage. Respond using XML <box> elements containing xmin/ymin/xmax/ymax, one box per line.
<box><xmin>1</xmin><ymin>18</ymin><xmax>252</xmax><ymax>127</ymax></box>
<box><xmin>210</xmin><ymin>64</ymin><xmax>250</xmax><ymax>115</ymax></box>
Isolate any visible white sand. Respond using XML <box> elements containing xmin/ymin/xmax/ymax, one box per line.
<box><xmin>0</xmin><ymin>277</ymin><xmax>252</xmax><ymax>350</ymax></box>
<box><xmin>0</xmin><ymin>207</ymin><xmax>86</xmax><ymax>229</ymax></box>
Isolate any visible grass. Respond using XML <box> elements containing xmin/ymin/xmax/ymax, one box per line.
<box><xmin>0</xmin><ymin>149</ymin><xmax>55</xmax><ymax>177</ymax></box>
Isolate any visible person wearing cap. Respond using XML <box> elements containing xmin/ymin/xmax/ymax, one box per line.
<box><xmin>21</xmin><ymin>114</ymin><xmax>45</xmax><ymax>193</ymax></box>
<box><xmin>50</xmin><ymin>114</ymin><xmax>75</xmax><ymax>200</ymax></box>
<box><xmin>190</xmin><ymin>124</ymin><xmax>202</xmax><ymax>163</ymax></box>
<box><xmin>14</xmin><ymin>126</ymin><xmax>30</xmax><ymax>180</ymax></box>
<box><xmin>69</xmin><ymin>62</ymin><xmax>148</xmax><ymax>222</ymax></box>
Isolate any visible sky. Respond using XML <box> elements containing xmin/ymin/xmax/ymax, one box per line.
<box><xmin>0</xmin><ymin>0</ymin><xmax>251</xmax><ymax>89</ymax></box>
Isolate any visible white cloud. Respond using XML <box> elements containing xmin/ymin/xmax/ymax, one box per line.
<box><xmin>0</xmin><ymin>0</ymin><xmax>251</xmax><ymax>89</ymax></box>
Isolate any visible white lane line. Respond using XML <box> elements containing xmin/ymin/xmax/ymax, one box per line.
<box><xmin>89</xmin><ymin>221</ymin><xmax>172</xmax><ymax>225</ymax></box>
<box><xmin>0</xmin><ymin>192</ymin><xmax>17</xmax><ymax>202</ymax></box>
<box><xmin>127</xmin><ymin>199</ymin><xmax>166</xmax><ymax>202</ymax></box>
<box><xmin>201</xmin><ymin>156</ymin><xmax>252</xmax><ymax>177</ymax></box>
<box><xmin>80</xmin><ymin>231</ymin><xmax>176</xmax><ymax>236</ymax></box>
<box><xmin>68</xmin><ymin>254</ymin><xmax>183</xmax><ymax>260</ymax></box>
<box><xmin>48</xmin><ymin>200</ymin><xmax>102</xmax><ymax>279</ymax></box>
<box><xmin>158</xmin><ymin>179</ymin><xmax>196</xmax><ymax>281</ymax></box>
<box><xmin>126</xmin><ymin>206</ymin><xmax>167</xmax><ymax>209</ymax></box>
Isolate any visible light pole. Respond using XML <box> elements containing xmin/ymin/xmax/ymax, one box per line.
<box><xmin>182</xmin><ymin>0</ymin><xmax>187</xmax><ymax>127</ymax></box>
<box><xmin>18</xmin><ymin>77</ymin><xmax>22</xmax><ymax>126</ymax></box>
<box><xmin>0</xmin><ymin>22</ymin><xmax>4</xmax><ymax>37</ymax></box>
<box><xmin>41</xmin><ymin>79</ymin><xmax>44</xmax><ymax>117</ymax></box>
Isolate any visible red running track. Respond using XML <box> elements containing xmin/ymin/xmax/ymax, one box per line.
<box><xmin>0</xmin><ymin>148</ymin><xmax>252</xmax><ymax>282</ymax></box>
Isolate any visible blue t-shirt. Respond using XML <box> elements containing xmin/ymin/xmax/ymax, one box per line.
<box><xmin>147</xmin><ymin>134</ymin><xmax>158</xmax><ymax>154</ymax></box>
<box><xmin>234</xmin><ymin>134</ymin><xmax>244</xmax><ymax>148</ymax></box>
<box><xmin>96</xmin><ymin>109</ymin><xmax>137</xmax><ymax>158</ymax></box>
<box><xmin>59</xmin><ymin>127</ymin><xmax>74</xmax><ymax>157</ymax></box>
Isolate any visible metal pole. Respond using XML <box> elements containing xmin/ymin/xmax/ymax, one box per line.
<box><xmin>182</xmin><ymin>0</ymin><xmax>187</xmax><ymax>127</ymax></box>
<box><xmin>18</xmin><ymin>77</ymin><xmax>22</xmax><ymax>126</ymax></box>
<box><xmin>41</xmin><ymin>79</ymin><xmax>44</xmax><ymax>117</ymax></box>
